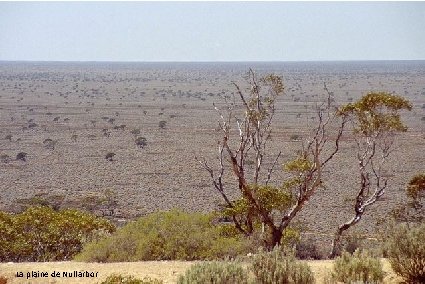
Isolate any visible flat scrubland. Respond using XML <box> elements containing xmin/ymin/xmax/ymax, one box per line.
<box><xmin>0</xmin><ymin>61</ymin><xmax>424</xmax><ymax>255</ymax></box>
<box><xmin>0</xmin><ymin>259</ymin><xmax>402</xmax><ymax>284</ymax></box>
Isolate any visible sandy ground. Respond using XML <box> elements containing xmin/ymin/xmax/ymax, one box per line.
<box><xmin>0</xmin><ymin>61</ymin><xmax>424</xmax><ymax>254</ymax></box>
<box><xmin>0</xmin><ymin>259</ymin><xmax>402</xmax><ymax>284</ymax></box>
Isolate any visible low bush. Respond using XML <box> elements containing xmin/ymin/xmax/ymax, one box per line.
<box><xmin>251</xmin><ymin>247</ymin><xmax>315</xmax><ymax>284</ymax></box>
<box><xmin>0</xmin><ymin>276</ymin><xmax>7</xmax><ymax>284</ymax></box>
<box><xmin>75</xmin><ymin>210</ymin><xmax>251</xmax><ymax>262</ymax></box>
<box><xmin>328</xmin><ymin>249</ymin><xmax>384</xmax><ymax>284</ymax></box>
<box><xmin>0</xmin><ymin>206</ymin><xmax>115</xmax><ymax>262</ymax></box>
<box><xmin>177</xmin><ymin>262</ymin><xmax>248</xmax><ymax>284</ymax></box>
<box><xmin>385</xmin><ymin>223</ymin><xmax>425</xmax><ymax>283</ymax></box>
<box><xmin>100</xmin><ymin>274</ymin><xmax>163</xmax><ymax>284</ymax></box>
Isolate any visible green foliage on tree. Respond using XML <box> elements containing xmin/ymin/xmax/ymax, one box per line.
<box><xmin>339</xmin><ymin>92</ymin><xmax>412</xmax><ymax>135</ymax></box>
<box><xmin>0</xmin><ymin>206</ymin><xmax>115</xmax><ymax>262</ymax></box>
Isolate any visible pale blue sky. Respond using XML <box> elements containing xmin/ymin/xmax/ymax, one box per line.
<box><xmin>1</xmin><ymin>1</ymin><xmax>424</xmax><ymax>61</ymax></box>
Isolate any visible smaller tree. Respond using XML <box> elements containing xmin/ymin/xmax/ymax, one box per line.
<box><xmin>330</xmin><ymin>92</ymin><xmax>412</xmax><ymax>257</ymax></box>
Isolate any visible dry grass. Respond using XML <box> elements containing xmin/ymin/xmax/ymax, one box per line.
<box><xmin>0</xmin><ymin>259</ymin><xmax>402</xmax><ymax>284</ymax></box>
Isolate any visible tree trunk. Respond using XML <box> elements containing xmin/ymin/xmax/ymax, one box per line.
<box><xmin>266</xmin><ymin>227</ymin><xmax>283</xmax><ymax>250</ymax></box>
<box><xmin>329</xmin><ymin>213</ymin><xmax>362</xmax><ymax>258</ymax></box>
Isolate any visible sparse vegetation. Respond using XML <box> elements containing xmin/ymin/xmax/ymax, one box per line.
<box><xmin>0</xmin><ymin>63</ymin><xmax>422</xmax><ymax>282</ymax></box>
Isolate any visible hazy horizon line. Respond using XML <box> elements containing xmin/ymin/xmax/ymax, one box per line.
<box><xmin>1</xmin><ymin>59</ymin><xmax>425</xmax><ymax>64</ymax></box>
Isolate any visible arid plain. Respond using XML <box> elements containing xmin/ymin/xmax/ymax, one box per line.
<box><xmin>1</xmin><ymin>61</ymin><xmax>424</xmax><ymax>251</ymax></box>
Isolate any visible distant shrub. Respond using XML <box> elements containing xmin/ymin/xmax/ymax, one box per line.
<box><xmin>16</xmin><ymin>193</ymin><xmax>65</xmax><ymax>211</ymax></box>
<box><xmin>101</xmin><ymin>274</ymin><xmax>163</xmax><ymax>284</ymax></box>
<box><xmin>290</xmin><ymin>134</ymin><xmax>301</xmax><ymax>141</ymax></box>
<box><xmin>131</xmin><ymin>129</ymin><xmax>141</xmax><ymax>136</ymax></box>
<box><xmin>75</xmin><ymin>210</ymin><xmax>250</xmax><ymax>262</ymax></box>
<box><xmin>0</xmin><ymin>154</ymin><xmax>11</xmax><ymax>163</ymax></box>
<box><xmin>158</xmin><ymin>120</ymin><xmax>167</xmax><ymax>129</ymax></box>
<box><xmin>43</xmin><ymin>138</ymin><xmax>56</xmax><ymax>150</ymax></box>
<box><xmin>105</xmin><ymin>152</ymin><xmax>116</xmax><ymax>161</ymax></box>
<box><xmin>0</xmin><ymin>206</ymin><xmax>115</xmax><ymax>262</ymax></box>
<box><xmin>385</xmin><ymin>223</ymin><xmax>425</xmax><ymax>283</ymax></box>
<box><xmin>16</xmin><ymin>152</ymin><xmax>27</xmax><ymax>161</ymax></box>
<box><xmin>329</xmin><ymin>249</ymin><xmax>384</xmax><ymax>284</ymax></box>
<box><xmin>135</xmin><ymin>137</ymin><xmax>147</xmax><ymax>148</ymax></box>
<box><xmin>252</xmin><ymin>247</ymin><xmax>315</xmax><ymax>284</ymax></box>
<box><xmin>113</xmin><ymin>124</ymin><xmax>126</xmax><ymax>130</ymax></box>
<box><xmin>177</xmin><ymin>262</ymin><xmax>248</xmax><ymax>284</ymax></box>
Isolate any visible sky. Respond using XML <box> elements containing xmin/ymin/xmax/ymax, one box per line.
<box><xmin>0</xmin><ymin>1</ymin><xmax>425</xmax><ymax>62</ymax></box>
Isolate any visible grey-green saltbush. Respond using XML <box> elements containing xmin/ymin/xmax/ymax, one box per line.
<box><xmin>386</xmin><ymin>223</ymin><xmax>425</xmax><ymax>283</ymax></box>
<box><xmin>328</xmin><ymin>249</ymin><xmax>384</xmax><ymax>284</ymax></box>
<box><xmin>177</xmin><ymin>262</ymin><xmax>248</xmax><ymax>284</ymax></box>
<box><xmin>252</xmin><ymin>247</ymin><xmax>315</xmax><ymax>284</ymax></box>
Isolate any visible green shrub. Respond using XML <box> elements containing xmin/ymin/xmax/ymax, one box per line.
<box><xmin>0</xmin><ymin>206</ymin><xmax>115</xmax><ymax>262</ymax></box>
<box><xmin>330</xmin><ymin>250</ymin><xmax>384</xmax><ymax>284</ymax></box>
<box><xmin>251</xmin><ymin>247</ymin><xmax>315</xmax><ymax>284</ymax></box>
<box><xmin>177</xmin><ymin>262</ymin><xmax>248</xmax><ymax>284</ymax></box>
<box><xmin>386</xmin><ymin>223</ymin><xmax>425</xmax><ymax>283</ymax></box>
<box><xmin>100</xmin><ymin>274</ymin><xmax>163</xmax><ymax>284</ymax></box>
<box><xmin>76</xmin><ymin>210</ymin><xmax>250</xmax><ymax>262</ymax></box>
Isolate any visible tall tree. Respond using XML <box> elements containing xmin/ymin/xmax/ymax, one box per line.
<box><xmin>198</xmin><ymin>70</ymin><xmax>346</xmax><ymax>248</ymax></box>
